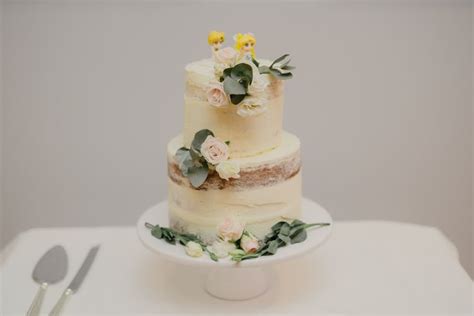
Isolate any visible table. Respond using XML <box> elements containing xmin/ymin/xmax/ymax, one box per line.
<box><xmin>1</xmin><ymin>221</ymin><xmax>472</xmax><ymax>315</ymax></box>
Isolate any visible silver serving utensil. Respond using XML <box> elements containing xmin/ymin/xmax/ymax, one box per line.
<box><xmin>27</xmin><ymin>245</ymin><xmax>68</xmax><ymax>316</ymax></box>
<box><xmin>49</xmin><ymin>245</ymin><xmax>100</xmax><ymax>316</ymax></box>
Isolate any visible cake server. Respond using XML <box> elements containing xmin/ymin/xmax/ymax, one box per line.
<box><xmin>49</xmin><ymin>245</ymin><xmax>100</xmax><ymax>316</ymax></box>
<box><xmin>27</xmin><ymin>245</ymin><xmax>68</xmax><ymax>316</ymax></box>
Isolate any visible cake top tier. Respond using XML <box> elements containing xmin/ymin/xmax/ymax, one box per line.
<box><xmin>196</xmin><ymin>31</ymin><xmax>294</xmax><ymax>114</ymax></box>
<box><xmin>182</xmin><ymin>32</ymin><xmax>295</xmax><ymax>159</ymax></box>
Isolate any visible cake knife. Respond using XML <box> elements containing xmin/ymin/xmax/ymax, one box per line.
<box><xmin>49</xmin><ymin>245</ymin><xmax>100</xmax><ymax>316</ymax></box>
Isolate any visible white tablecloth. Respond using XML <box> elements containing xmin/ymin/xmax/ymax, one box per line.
<box><xmin>1</xmin><ymin>221</ymin><xmax>472</xmax><ymax>315</ymax></box>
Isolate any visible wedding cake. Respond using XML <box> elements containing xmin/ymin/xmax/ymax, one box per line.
<box><xmin>167</xmin><ymin>32</ymin><xmax>300</xmax><ymax>244</ymax></box>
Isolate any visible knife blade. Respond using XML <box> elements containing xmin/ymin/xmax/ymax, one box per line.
<box><xmin>49</xmin><ymin>245</ymin><xmax>100</xmax><ymax>316</ymax></box>
<box><xmin>67</xmin><ymin>245</ymin><xmax>100</xmax><ymax>292</ymax></box>
<box><xmin>27</xmin><ymin>245</ymin><xmax>68</xmax><ymax>316</ymax></box>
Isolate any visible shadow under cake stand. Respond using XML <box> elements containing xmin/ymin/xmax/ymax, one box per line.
<box><xmin>137</xmin><ymin>197</ymin><xmax>332</xmax><ymax>300</ymax></box>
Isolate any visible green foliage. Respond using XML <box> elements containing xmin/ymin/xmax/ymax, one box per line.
<box><xmin>175</xmin><ymin>129</ymin><xmax>217</xmax><ymax>188</ymax></box>
<box><xmin>191</xmin><ymin>129</ymin><xmax>214</xmax><ymax>152</ymax></box>
<box><xmin>175</xmin><ymin>147</ymin><xmax>193</xmax><ymax>176</ymax></box>
<box><xmin>145</xmin><ymin>222</ymin><xmax>218</xmax><ymax>262</ymax></box>
<box><xmin>145</xmin><ymin>219</ymin><xmax>330</xmax><ymax>263</ymax></box>
<box><xmin>230</xmin><ymin>63</ymin><xmax>253</xmax><ymax>86</ymax></box>
<box><xmin>187</xmin><ymin>164</ymin><xmax>209</xmax><ymax>188</ymax></box>
<box><xmin>230</xmin><ymin>220</ymin><xmax>330</xmax><ymax>262</ymax></box>
<box><xmin>223</xmin><ymin>76</ymin><xmax>246</xmax><ymax>95</ymax></box>
<box><xmin>229</xmin><ymin>94</ymin><xmax>247</xmax><ymax>105</ymax></box>
<box><xmin>222</xmin><ymin>63</ymin><xmax>253</xmax><ymax>105</ymax></box>
<box><xmin>258</xmin><ymin>54</ymin><xmax>295</xmax><ymax>80</ymax></box>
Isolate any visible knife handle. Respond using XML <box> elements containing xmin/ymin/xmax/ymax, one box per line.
<box><xmin>48</xmin><ymin>288</ymin><xmax>73</xmax><ymax>316</ymax></box>
<box><xmin>27</xmin><ymin>282</ymin><xmax>48</xmax><ymax>316</ymax></box>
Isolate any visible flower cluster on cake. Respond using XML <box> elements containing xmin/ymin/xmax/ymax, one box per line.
<box><xmin>145</xmin><ymin>31</ymin><xmax>329</xmax><ymax>261</ymax></box>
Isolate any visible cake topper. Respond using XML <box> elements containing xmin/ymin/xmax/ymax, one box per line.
<box><xmin>233</xmin><ymin>33</ymin><xmax>256</xmax><ymax>62</ymax></box>
<box><xmin>208</xmin><ymin>31</ymin><xmax>225</xmax><ymax>55</ymax></box>
<box><xmin>204</xmin><ymin>31</ymin><xmax>294</xmax><ymax>117</ymax></box>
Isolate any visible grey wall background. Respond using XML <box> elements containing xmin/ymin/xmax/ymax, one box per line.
<box><xmin>1</xmin><ymin>0</ymin><xmax>472</xmax><ymax>277</ymax></box>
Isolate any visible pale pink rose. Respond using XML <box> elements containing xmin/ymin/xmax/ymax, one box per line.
<box><xmin>207</xmin><ymin>83</ymin><xmax>228</xmax><ymax>107</ymax></box>
<box><xmin>200</xmin><ymin>135</ymin><xmax>229</xmax><ymax>165</ymax></box>
<box><xmin>217</xmin><ymin>217</ymin><xmax>244</xmax><ymax>242</ymax></box>
<box><xmin>240</xmin><ymin>233</ymin><xmax>260</xmax><ymax>253</ymax></box>
<box><xmin>214</xmin><ymin>47</ymin><xmax>237</xmax><ymax>65</ymax></box>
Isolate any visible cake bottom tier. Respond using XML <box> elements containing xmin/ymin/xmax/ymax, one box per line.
<box><xmin>168</xmin><ymin>173</ymin><xmax>301</xmax><ymax>244</ymax></box>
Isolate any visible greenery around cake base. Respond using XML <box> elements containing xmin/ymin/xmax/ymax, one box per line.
<box><xmin>144</xmin><ymin>219</ymin><xmax>330</xmax><ymax>262</ymax></box>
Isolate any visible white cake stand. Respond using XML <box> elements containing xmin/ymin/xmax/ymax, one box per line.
<box><xmin>136</xmin><ymin>197</ymin><xmax>332</xmax><ymax>300</ymax></box>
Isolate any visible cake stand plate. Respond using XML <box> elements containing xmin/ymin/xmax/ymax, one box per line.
<box><xmin>137</xmin><ymin>197</ymin><xmax>332</xmax><ymax>300</ymax></box>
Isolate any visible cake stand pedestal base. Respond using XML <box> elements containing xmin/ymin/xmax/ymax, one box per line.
<box><xmin>137</xmin><ymin>198</ymin><xmax>332</xmax><ymax>301</ymax></box>
<box><xmin>205</xmin><ymin>267</ymin><xmax>271</xmax><ymax>300</ymax></box>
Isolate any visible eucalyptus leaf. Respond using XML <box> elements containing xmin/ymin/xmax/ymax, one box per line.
<box><xmin>278</xmin><ymin>234</ymin><xmax>291</xmax><ymax>245</ymax></box>
<box><xmin>290</xmin><ymin>229</ymin><xmax>307</xmax><ymax>244</ymax></box>
<box><xmin>240</xmin><ymin>253</ymin><xmax>262</xmax><ymax>261</ymax></box>
<box><xmin>163</xmin><ymin>237</ymin><xmax>176</xmax><ymax>245</ymax></box>
<box><xmin>270</xmin><ymin>54</ymin><xmax>290</xmax><ymax>68</ymax></box>
<box><xmin>271</xmin><ymin>221</ymin><xmax>287</xmax><ymax>232</ymax></box>
<box><xmin>273</xmin><ymin>66</ymin><xmax>292</xmax><ymax>75</ymax></box>
<box><xmin>187</xmin><ymin>164</ymin><xmax>209</xmax><ymax>188</ymax></box>
<box><xmin>191</xmin><ymin>129</ymin><xmax>214</xmax><ymax>152</ymax></box>
<box><xmin>175</xmin><ymin>147</ymin><xmax>193</xmax><ymax>176</ymax></box>
<box><xmin>231</xmin><ymin>63</ymin><xmax>253</xmax><ymax>85</ymax></box>
<box><xmin>223</xmin><ymin>76</ymin><xmax>247</xmax><ymax>96</ymax></box>
<box><xmin>270</xmin><ymin>69</ymin><xmax>293</xmax><ymax>80</ymax></box>
<box><xmin>291</xmin><ymin>219</ymin><xmax>305</xmax><ymax>227</ymax></box>
<box><xmin>151</xmin><ymin>226</ymin><xmax>162</xmax><ymax>239</ymax></box>
<box><xmin>179</xmin><ymin>155</ymin><xmax>194</xmax><ymax>176</ymax></box>
<box><xmin>175</xmin><ymin>147</ymin><xmax>190</xmax><ymax>165</ymax></box>
<box><xmin>229</xmin><ymin>94</ymin><xmax>247</xmax><ymax>105</ymax></box>
<box><xmin>264</xmin><ymin>231</ymin><xmax>277</xmax><ymax>241</ymax></box>
<box><xmin>289</xmin><ymin>224</ymin><xmax>305</xmax><ymax>236</ymax></box>
<box><xmin>267</xmin><ymin>240</ymin><xmax>279</xmax><ymax>255</ymax></box>
<box><xmin>208</xmin><ymin>251</ymin><xmax>219</xmax><ymax>262</ymax></box>
<box><xmin>223</xmin><ymin>67</ymin><xmax>233</xmax><ymax>78</ymax></box>
<box><xmin>279</xmin><ymin>223</ymin><xmax>291</xmax><ymax>236</ymax></box>
<box><xmin>175</xmin><ymin>235</ymin><xmax>187</xmax><ymax>246</ymax></box>
<box><xmin>189</xmin><ymin>146</ymin><xmax>202</xmax><ymax>161</ymax></box>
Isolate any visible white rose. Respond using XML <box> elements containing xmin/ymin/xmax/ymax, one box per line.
<box><xmin>214</xmin><ymin>47</ymin><xmax>237</xmax><ymax>65</ymax></box>
<box><xmin>216</xmin><ymin>160</ymin><xmax>240</xmax><ymax>180</ymax></box>
<box><xmin>200</xmin><ymin>135</ymin><xmax>229</xmax><ymax>165</ymax></box>
<box><xmin>208</xmin><ymin>240</ymin><xmax>236</xmax><ymax>258</ymax></box>
<box><xmin>240</xmin><ymin>233</ymin><xmax>260</xmax><ymax>254</ymax></box>
<box><xmin>236</xmin><ymin>99</ymin><xmax>268</xmax><ymax>117</ymax></box>
<box><xmin>185</xmin><ymin>241</ymin><xmax>203</xmax><ymax>258</ymax></box>
<box><xmin>217</xmin><ymin>217</ymin><xmax>245</xmax><ymax>242</ymax></box>
<box><xmin>206</xmin><ymin>82</ymin><xmax>228</xmax><ymax>107</ymax></box>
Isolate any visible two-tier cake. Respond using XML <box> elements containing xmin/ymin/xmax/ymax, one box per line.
<box><xmin>167</xmin><ymin>32</ymin><xmax>300</xmax><ymax>244</ymax></box>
